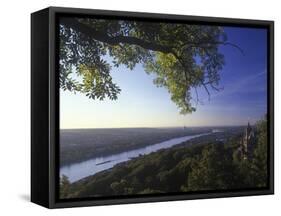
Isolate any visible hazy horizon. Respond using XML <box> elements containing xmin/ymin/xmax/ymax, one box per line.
<box><xmin>60</xmin><ymin>123</ymin><xmax>254</xmax><ymax>130</ymax></box>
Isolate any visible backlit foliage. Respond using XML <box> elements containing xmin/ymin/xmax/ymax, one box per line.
<box><xmin>59</xmin><ymin>18</ymin><xmax>233</xmax><ymax>114</ymax></box>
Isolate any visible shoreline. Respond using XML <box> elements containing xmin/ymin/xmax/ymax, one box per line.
<box><xmin>61</xmin><ymin>132</ymin><xmax>216</xmax><ymax>183</ymax></box>
<box><xmin>60</xmin><ymin>129</ymin><xmax>211</xmax><ymax>166</ymax></box>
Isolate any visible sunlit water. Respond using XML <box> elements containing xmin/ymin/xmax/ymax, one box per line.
<box><xmin>60</xmin><ymin>133</ymin><xmax>210</xmax><ymax>182</ymax></box>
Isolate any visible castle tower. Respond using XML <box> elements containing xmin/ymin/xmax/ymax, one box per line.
<box><xmin>240</xmin><ymin>121</ymin><xmax>255</xmax><ymax>160</ymax></box>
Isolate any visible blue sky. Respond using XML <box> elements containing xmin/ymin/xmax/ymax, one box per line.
<box><xmin>60</xmin><ymin>26</ymin><xmax>267</xmax><ymax>129</ymax></box>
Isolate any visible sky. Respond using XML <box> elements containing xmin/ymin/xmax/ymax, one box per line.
<box><xmin>60</xmin><ymin>26</ymin><xmax>268</xmax><ymax>129</ymax></box>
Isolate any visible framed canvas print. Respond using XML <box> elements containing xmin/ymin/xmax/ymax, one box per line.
<box><xmin>31</xmin><ymin>7</ymin><xmax>274</xmax><ymax>208</ymax></box>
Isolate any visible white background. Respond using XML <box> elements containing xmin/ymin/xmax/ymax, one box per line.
<box><xmin>0</xmin><ymin>0</ymin><xmax>279</xmax><ymax>214</ymax></box>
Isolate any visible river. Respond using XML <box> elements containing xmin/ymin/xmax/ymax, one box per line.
<box><xmin>60</xmin><ymin>132</ymin><xmax>210</xmax><ymax>182</ymax></box>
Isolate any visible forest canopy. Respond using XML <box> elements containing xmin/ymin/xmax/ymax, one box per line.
<box><xmin>59</xmin><ymin>17</ymin><xmax>241</xmax><ymax>114</ymax></box>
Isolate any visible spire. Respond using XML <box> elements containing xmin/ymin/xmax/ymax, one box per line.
<box><xmin>247</xmin><ymin>118</ymin><xmax>251</xmax><ymax>133</ymax></box>
<box><xmin>247</xmin><ymin>117</ymin><xmax>250</xmax><ymax>127</ymax></box>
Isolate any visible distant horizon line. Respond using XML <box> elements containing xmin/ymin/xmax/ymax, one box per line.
<box><xmin>60</xmin><ymin>124</ymin><xmax>252</xmax><ymax>130</ymax></box>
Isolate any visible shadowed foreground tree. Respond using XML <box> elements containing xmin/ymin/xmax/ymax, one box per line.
<box><xmin>239</xmin><ymin>116</ymin><xmax>268</xmax><ymax>188</ymax></box>
<box><xmin>59</xmin><ymin>17</ymin><xmax>242</xmax><ymax>114</ymax></box>
<box><xmin>251</xmin><ymin>116</ymin><xmax>268</xmax><ymax>187</ymax></box>
<box><xmin>60</xmin><ymin>175</ymin><xmax>71</xmax><ymax>199</ymax></box>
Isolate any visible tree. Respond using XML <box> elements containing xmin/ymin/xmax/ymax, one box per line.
<box><xmin>110</xmin><ymin>179</ymin><xmax>128</xmax><ymax>195</ymax></box>
<box><xmin>59</xmin><ymin>17</ymin><xmax>242</xmax><ymax>114</ymax></box>
<box><xmin>186</xmin><ymin>143</ymin><xmax>235</xmax><ymax>191</ymax></box>
<box><xmin>249</xmin><ymin>116</ymin><xmax>268</xmax><ymax>187</ymax></box>
<box><xmin>60</xmin><ymin>175</ymin><xmax>71</xmax><ymax>198</ymax></box>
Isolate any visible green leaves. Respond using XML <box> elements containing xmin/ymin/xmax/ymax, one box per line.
<box><xmin>60</xmin><ymin>18</ymin><xmax>227</xmax><ymax>114</ymax></box>
<box><xmin>60</xmin><ymin>175</ymin><xmax>71</xmax><ymax>199</ymax></box>
<box><xmin>77</xmin><ymin>64</ymin><xmax>121</xmax><ymax>100</ymax></box>
<box><xmin>250</xmin><ymin>116</ymin><xmax>268</xmax><ymax>187</ymax></box>
<box><xmin>145</xmin><ymin>52</ymin><xmax>196</xmax><ymax>114</ymax></box>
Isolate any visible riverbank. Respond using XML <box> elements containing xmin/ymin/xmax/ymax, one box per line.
<box><xmin>60</xmin><ymin>127</ymin><xmax>212</xmax><ymax>166</ymax></box>
<box><xmin>61</xmin><ymin>132</ymin><xmax>211</xmax><ymax>182</ymax></box>
<box><xmin>61</xmin><ymin>128</ymin><xmax>258</xmax><ymax>199</ymax></box>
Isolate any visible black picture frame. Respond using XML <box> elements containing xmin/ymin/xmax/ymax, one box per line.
<box><xmin>31</xmin><ymin>6</ymin><xmax>274</xmax><ymax>209</ymax></box>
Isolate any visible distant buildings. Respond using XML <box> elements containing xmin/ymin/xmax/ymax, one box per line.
<box><xmin>239</xmin><ymin>122</ymin><xmax>256</xmax><ymax>160</ymax></box>
<box><xmin>212</xmin><ymin>129</ymin><xmax>224</xmax><ymax>133</ymax></box>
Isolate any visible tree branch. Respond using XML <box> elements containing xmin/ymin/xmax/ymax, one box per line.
<box><xmin>194</xmin><ymin>87</ymin><xmax>199</xmax><ymax>106</ymax></box>
<box><xmin>181</xmin><ymin>41</ymin><xmax>244</xmax><ymax>55</ymax></box>
<box><xmin>60</xmin><ymin>17</ymin><xmax>174</xmax><ymax>54</ymax></box>
<box><xmin>201</xmin><ymin>81</ymin><xmax>211</xmax><ymax>101</ymax></box>
<box><xmin>61</xmin><ymin>17</ymin><xmax>231</xmax><ymax>106</ymax></box>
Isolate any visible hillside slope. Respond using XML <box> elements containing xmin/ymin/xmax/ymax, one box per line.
<box><xmin>60</xmin><ymin>119</ymin><xmax>267</xmax><ymax>199</ymax></box>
